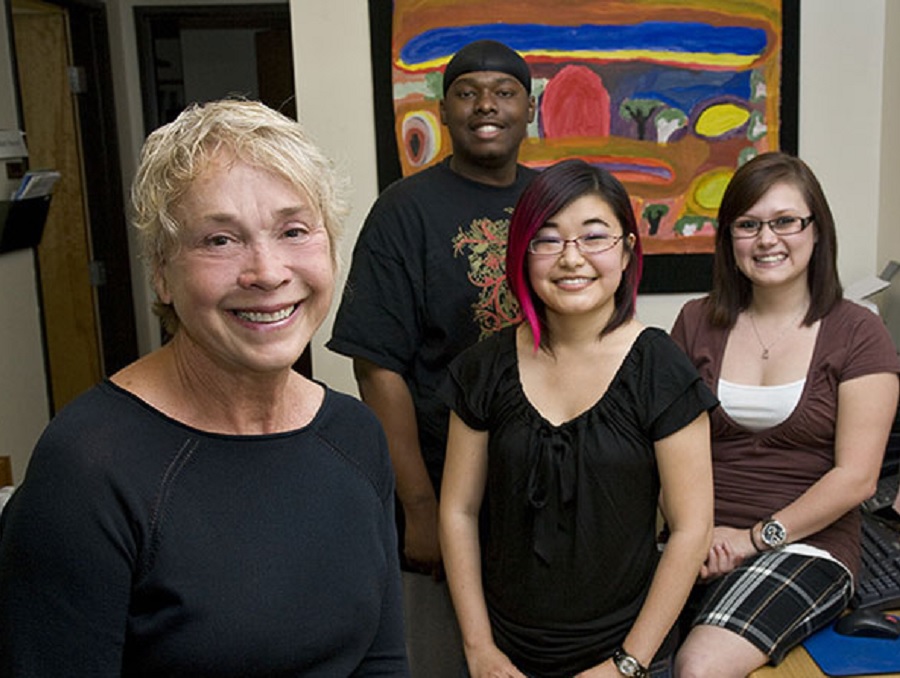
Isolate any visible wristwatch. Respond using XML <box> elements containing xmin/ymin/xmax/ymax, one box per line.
<box><xmin>760</xmin><ymin>517</ymin><xmax>787</xmax><ymax>549</ymax></box>
<box><xmin>613</xmin><ymin>647</ymin><xmax>649</xmax><ymax>678</ymax></box>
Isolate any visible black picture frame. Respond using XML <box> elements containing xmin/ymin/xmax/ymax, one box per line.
<box><xmin>368</xmin><ymin>1</ymin><xmax>800</xmax><ymax>294</ymax></box>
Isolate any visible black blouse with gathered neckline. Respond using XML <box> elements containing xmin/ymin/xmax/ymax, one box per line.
<box><xmin>442</xmin><ymin>325</ymin><xmax>717</xmax><ymax>677</ymax></box>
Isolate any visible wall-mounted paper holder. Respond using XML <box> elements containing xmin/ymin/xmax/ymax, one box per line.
<box><xmin>0</xmin><ymin>195</ymin><xmax>52</xmax><ymax>254</ymax></box>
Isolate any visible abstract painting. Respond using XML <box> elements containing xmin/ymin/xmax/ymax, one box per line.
<box><xmin>369</xmin><ymin>0</ymin><xmax>799</xmax><ymax>292</ymax></box>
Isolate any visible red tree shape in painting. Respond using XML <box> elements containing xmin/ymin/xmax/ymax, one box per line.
<box><xmin>540</xmin><ymin>65</ymin><xmax>610</xmax><ymax>138</ymax></box>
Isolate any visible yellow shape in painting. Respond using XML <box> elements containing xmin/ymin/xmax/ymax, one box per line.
<box><xmin>695</xmin><ymin>104</ymin><xmax>750</xmax><ymax>138</ymax></box>
<box><xmin>689</xmin><ymin>169</ymin><xmax>733</xmax><ymax>215</ymax></box>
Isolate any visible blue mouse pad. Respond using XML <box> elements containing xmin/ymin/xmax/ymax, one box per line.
<box><xmin>802</xmin><ymin>620</ymin><xmax>900</xmax><ymax>676</ymax></box>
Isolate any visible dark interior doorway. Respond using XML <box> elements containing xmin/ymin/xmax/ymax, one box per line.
<box><xmin>135</xmin><ymin>4</ymin><xmax>295</xmax><ymax>134</ymax></box>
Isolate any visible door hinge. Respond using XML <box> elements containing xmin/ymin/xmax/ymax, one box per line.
<box><xmin>68</xmin><ymin>66</ymin><xmax>87</xmax><ymax>95</ymax></box>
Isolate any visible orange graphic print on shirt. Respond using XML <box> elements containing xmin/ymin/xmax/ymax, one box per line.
<box><xmin>452</xmin><ymin>211</ymin><xmax>522</xmax><ymax>339</ymax></box>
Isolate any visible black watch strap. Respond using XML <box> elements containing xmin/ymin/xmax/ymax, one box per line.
<box><xmin>613</xmin><ymin>647</ymin><xmax>649</xmax><ymax>677</ymax></box>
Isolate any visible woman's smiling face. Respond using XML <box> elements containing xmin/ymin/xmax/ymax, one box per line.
<box><xmin>527</xmin><ymin>193</ymin><xmax>631</xmax><ymax>324</ymax></box>
<box><xmin>731</xmin><ymin>181</ymin><xmax>816</xmax><ymax>293</ymax></box>
<box><xmin>156</xmin><ymin>152</ymin><xmax>334</xmax><ymax>376</ymax></box>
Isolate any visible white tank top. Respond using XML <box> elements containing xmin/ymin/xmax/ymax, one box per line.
<box><xmin>718</xmin><ymin>378</ymin><xmax>805</xmax><ymax>432</ymax></box>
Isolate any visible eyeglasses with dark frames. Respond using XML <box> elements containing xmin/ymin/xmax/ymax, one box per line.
<box><xmin>730</xmin><ymin>215</ymin><xmax>814</xmax><ymax>239</ymax></box>
<box><xmin>528</xmin><ymin>233</ymin><xmax>624</xmax><ymax>256</ymax></box>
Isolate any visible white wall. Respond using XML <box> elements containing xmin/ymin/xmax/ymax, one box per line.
<box><xmin>0</xmin><ymin>0</ymin><xmax>50</xmax><ymax>483</ymax></box>
<box><xmin>290</xmin><ymin>0</ymin><xmax>379</xmax><ymax>396</ymax></box>
<box><xmin>798</xmin><ymin>2</ymin><xmax>886</xmax><ymax>287</ymax></box>
<box><xmin>879</xmin><ymin>1</ymin><xmax>900</xmax><ymax>269</ymax></box>
<box><xmin>292</xmin><ymin>0</ymin><xmax>899</xmax><ymax>395</ymax></box>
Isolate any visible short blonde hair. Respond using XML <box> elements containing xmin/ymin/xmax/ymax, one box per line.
<box><xmin>131</xmin><ymin>99</ymin><xmax>349</xmax><ymax>334</ymax></box>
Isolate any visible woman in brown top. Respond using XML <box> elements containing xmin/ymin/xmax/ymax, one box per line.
<box><xmin>671</xmin><ymin>151</ymin><xmax>900</xmax><ymax>677</ymax></box>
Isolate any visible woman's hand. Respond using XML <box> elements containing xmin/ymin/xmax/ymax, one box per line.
<box><xmin>699</xmin><ymin>526</ymin><xmax>756</xmax><ymax>579</ymax></box>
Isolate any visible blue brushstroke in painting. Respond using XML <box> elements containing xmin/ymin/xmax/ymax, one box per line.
<box><xmin>401</xmin><ymin>22</ymin><xmax>769</xmax><ymax>65</ymax></box>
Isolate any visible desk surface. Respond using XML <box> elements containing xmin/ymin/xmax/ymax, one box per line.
<box><xmin>749</xmin><ymin>609</ymin><xmax>900</xmax><ymax>678</ymax></box>
<box><xmin>750</xmin><ymin>645</ymin><xmax>900</xmax><ymax>678</ymax></box>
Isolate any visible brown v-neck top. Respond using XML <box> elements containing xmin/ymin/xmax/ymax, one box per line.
<box><xmin>672</xmin><ymin>298</ymin><xmax>900</xmax><ymax>578</ymax></box>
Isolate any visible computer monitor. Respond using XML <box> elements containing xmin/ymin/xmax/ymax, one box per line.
<box><xmin>879</xmin><ymin>260</ymin><xmax>900</xmax><ymax>358</ymax></box>
<box><xmin>875</xmin><ymin>261</ymin><xmax>900</xmax><ymax>480</ymax></box>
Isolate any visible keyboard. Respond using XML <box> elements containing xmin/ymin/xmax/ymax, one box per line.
<box><xmin>862</xmin><ymin>472</ymin><xmax>900</xmax><ymax>514</ymax></box>
<box><xmin>852</xmin><ymin>512</ymin><xmax>900</xmax><ymax>610</ymax></box>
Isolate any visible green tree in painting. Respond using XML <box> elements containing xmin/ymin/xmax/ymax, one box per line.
<box><xmin>747</xmin><ymin>110</ymin><xmax>767</xmax><ymax>141</ymax></box>
<box><xmin>654</xmin><ymin>108</ymin><xmax>688</xmax><ymax>143</ymax></box>
<box><xmin>643</xmin><ymin>204</ymin><xmax>669</xmax><ymax>236</ymax></box>
<box><xmin>738</xmin><ymin>147</ymin><xmax>758</xmax><ymax>166</ymax></box>
<box><xmin>674</xmin><ymin>214</ymin><xmax>714</xmax><ymax>237</ymax></box>
<box><xmin>749</xmin><ymin>69</ymin><xmax>767</xmax><ymax>102</ymax></box>
<box><xmin>620</xmin><ymin>98</ymin><xmax>664</xmax><ymax>140</ymax></box>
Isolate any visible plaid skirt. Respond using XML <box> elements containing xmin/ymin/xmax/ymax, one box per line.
<box><xmin>690</xmin><ymin>550</ymin><xmax>852</xmax><ymax>664</ymax></box>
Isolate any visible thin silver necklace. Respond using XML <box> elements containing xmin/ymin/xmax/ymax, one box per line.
<box><xmin>747</xmin><ymin>308</ymin><xmax>806</xmax><ymax>360</ymax></box>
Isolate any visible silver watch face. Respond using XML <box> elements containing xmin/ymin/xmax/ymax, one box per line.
<box><xmin>761</xmin><ymin>519</ymin><xmax>787</xmax><ymax>547</ymax></box>
<box><xmin>615</xmin><ymin>654</ymin><xmax>641</xmax><ymax>677</ymax></box>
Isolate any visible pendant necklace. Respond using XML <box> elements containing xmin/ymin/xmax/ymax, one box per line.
<box><xmin>747</xmin><ymin>308</ymin><xmax>806</xmax><ymax>360</ymax></box>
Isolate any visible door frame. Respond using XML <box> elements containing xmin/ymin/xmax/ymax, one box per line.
<box><xmin>8</xmin><ymin>0</ymin><xmax>137</xmax><ymax>410</ymax></box>
<box><xmin>66</xmin><ymin>0</ymin><xmax>138</xmax><ymax>376</ymax></box>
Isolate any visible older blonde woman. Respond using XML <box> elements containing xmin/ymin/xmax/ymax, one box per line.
<box><xmin>0</xmin><ymin>100</ymin><xmax>409</xmax><ymax>677</ymax></box>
